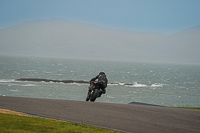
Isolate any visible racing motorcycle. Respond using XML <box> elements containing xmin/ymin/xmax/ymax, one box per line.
<box><xmin>86</xmin><ymin>82</ymin><xmax>103</xmax><ymax>102</ymax></box>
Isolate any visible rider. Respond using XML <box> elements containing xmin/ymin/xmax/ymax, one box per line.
<box><xmin>86</xmin><ymin>72</ymin><xmax>108</xmax><ymax>100</ymax></box>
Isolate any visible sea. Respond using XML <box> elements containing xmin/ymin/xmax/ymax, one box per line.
<box><xmin>0</xmin><ymin>56</ymin><xmax>200</xmax><ymax>107</ymax></box>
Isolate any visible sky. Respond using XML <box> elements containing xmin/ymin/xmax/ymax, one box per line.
<box><xmin>0</xmin><ymin>0</ymin><xmax>200</xmax><ymax>34</ymax></box>
<box><xmin>0</xmin><ymin>0</ymin><xmax>200</xmax><ymax>64</ymax></box>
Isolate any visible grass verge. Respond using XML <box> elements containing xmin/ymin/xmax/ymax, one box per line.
<box><xmin>0</xmin><ymin>113</ymin><xmax>120</xmax><ymax>133</ymax></box>
<box><xmin>169</xmin><ymin>107</ymin><xmax>200</xmax><ymax>110</ymax></box>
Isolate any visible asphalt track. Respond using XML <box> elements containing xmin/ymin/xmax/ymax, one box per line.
<box><xmin>0</xmin><ymin>96</ymin><xmax>200</xmax><ymax>133</ymax></box>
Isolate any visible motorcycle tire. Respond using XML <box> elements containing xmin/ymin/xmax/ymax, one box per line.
<box><xmin>86</xmin><ymin>96</ymin><xmax>90</xmax><ymax>101</ymax></box>
<box><xmin>86</xmin><ymin>92</ymin><xmax>91</xmax><ymax>101</ymax></box>
<box><xmin>90</xmin><ymin>89</ymin><xmax>99</xmax><ymax>102</ymax></box>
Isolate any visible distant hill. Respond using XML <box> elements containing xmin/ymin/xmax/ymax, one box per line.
<box><xmin>0</xmin><ymin>19</ymin><xmax>199</xmax><ymax>64</ymax></box>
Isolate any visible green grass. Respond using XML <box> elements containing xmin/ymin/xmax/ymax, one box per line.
<box><xmin>0</xmin><ymin>113</ymin><xmax>121</xmax><ymax>133</ymax></box>
<box><xmin>169</xmin><ymin>107</ymin><xmax>200</xmax><ymax>110</ymax></box>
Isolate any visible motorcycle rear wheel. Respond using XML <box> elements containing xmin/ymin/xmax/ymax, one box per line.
<box><xmin>90</xmin><ymin>89</ymin><xmax>99</xmax><ymax>102</ymax></box>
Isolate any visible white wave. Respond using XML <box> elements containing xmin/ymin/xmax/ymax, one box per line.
<box><xmin>125</xmin><ymin>82</ymin><xmax>147</xmax><ymax>87</ymax></box>
<box><xmin>108</xmin><ymin>83</ymin><xmax>118</xmax><ymax>86</ymax></box>
<box><xmin>21</xmin><ymin>84</ymin><xmax>36</xmax><ymax>87</ymax></box>
<box><xmin>119</xmin><ymin>83</ymin><xmax>125</xmax><ymax>85</ymax></box>
<box><xmin>58</xmin><ymin>63</ymin><xmax>63</xmax><ymax>66</ymax></box>
<box><xmin>0</xmin><ymin>79</ymin><xmax>15</xmax><ymax>83</ymax></box>
<box><xmin>46</xmin><ymin>72</ymin><xmax>52</xmax><ymax>74</ymax></box>
<box><xmin>69</xmin><ymin>82</ymin><xmax>88</xmax><ymax>86</ymax></box>
<box><xmin>106</xmin><ymin>95</ymin><xmax>114</xmax><ymax>98</ymax></box>
<box><xmin>108</xmin><ymin>82</ymin><xmax>126</xmax><ymax>86</ymax></box>
<box><xmin>8</xmin><ymin>84</ymin><xmax>20</xmax><ymax>86</ymax></box>
<box><xmin>151</xmin><ymin>83</ymin><xmax>164</xmax><ymax>87</ymax></box>
<box><xmin>129</xmin><ymin>91</ymin><xmax>138</xmax><ymax>94</ymax></box>
<box><xmin>70</xmin><ymin>83</ymin><xmax>81</xmax><ymax>86</ymax></box>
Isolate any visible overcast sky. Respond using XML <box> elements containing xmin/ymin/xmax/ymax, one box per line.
<box><xmin>0</xmin><ymin>0</ymin><xmax>200</xmax><ymax>34</ymax></box>
<box><xmin>0</xmin><ymin>0</ymin><xmax>200</xmax><ymax>64</ymax></box>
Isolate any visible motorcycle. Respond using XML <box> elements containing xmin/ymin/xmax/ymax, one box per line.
<box><xmin>86</xmin><ymin>82</ymin><xmax>103</xmax><ymax>102</ymax></box>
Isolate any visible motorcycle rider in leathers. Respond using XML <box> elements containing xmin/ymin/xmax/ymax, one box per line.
<box><xmin>86</xmin><ymin>72</ymin><xmax>108</xmax><ymax>101</ymax></box>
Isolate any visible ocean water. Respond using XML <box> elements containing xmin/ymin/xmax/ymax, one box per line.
<box><xmin>0</xmin><ymin>56</ymin><xmax>200</xmax><ymax>107</ymax></box>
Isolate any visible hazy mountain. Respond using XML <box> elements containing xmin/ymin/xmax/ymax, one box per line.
<box><xmin>0</xmin><ymin>19</ymin><xmax>199</xmax><ymax>64</ymax></box>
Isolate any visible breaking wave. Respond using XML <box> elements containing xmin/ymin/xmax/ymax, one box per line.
<box><xmin>125</xmin><ymin>82</ymin><xmax>147</xmax><ymax>87</ymax></box>
<box><xmin>21</xmin><ymin>84</ymin><xmax>37</xmax><ymax>87</ymax></box>
<box><xmin>0</xmin><ymin>79</ymin><xmax>15</xmax><ymax>83</ymax></box>
<box><xmin>15</xmin><ymin>78</ymin><xmax>164</xmax><ymax>88</ymax></box>
<box><xmin>151</xmin><ymin>83</ymin><xmax>164</xmax><ymax>87</ymax></box>
<box><xmin>16</xmin><ymin>78</ymin><xmax>89</xmax><ymax>84</ymax></box>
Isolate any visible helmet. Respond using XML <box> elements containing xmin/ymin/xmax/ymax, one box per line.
<box><xmin>99</xmin><ymin>72</ymin><xmax>105</xmax><ymax>75</ymax></box>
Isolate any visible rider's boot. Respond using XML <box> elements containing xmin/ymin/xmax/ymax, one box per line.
<box><xmin>98</xmin><ymin>89</ymin><xmax>106</xmax><ymax>97</ymax></box>
<box><xmin>98</xmin><ymin>91</ymin><xmax>103</xmax><ymax>97</ymax></box>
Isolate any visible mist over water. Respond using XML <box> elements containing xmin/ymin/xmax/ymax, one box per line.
<box><xmin>0</xmin><ymin>56</ymin><xmax>200</xmax><ymax>107</ymax></box>
<box><xmin>0</xmin><ymin>19</ymin><xmax>200</xmax><ymax>65</ymax></box>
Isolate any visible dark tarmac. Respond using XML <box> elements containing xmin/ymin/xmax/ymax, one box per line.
<box><xmin>0</xmin><ymin>96</ymin><xmax>199</xmax><ymax>133</ymax></box>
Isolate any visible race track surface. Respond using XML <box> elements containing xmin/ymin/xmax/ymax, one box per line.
<box><xmin>0</xmin><ymin>96</ymin><xmax>199</xmax><ymax>133</ymax></box>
